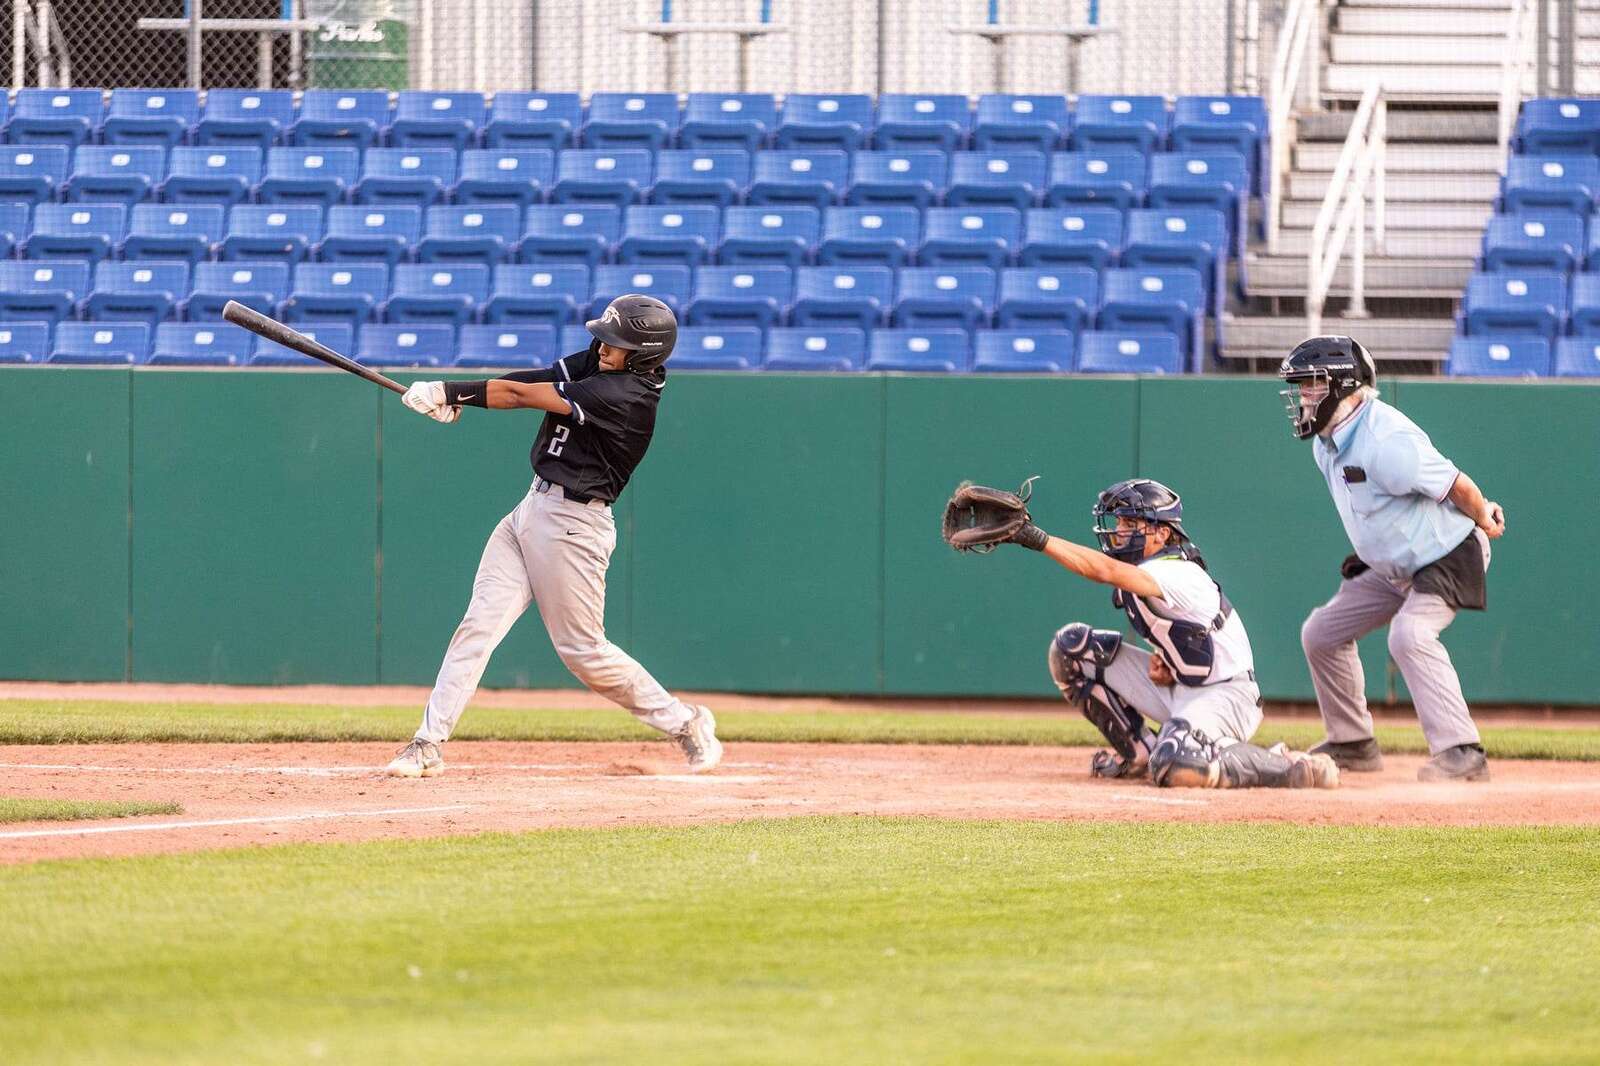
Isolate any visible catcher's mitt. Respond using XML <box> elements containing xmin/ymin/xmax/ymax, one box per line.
<box><xmin>941</xmin><ymin>476</ymin><xmax>1046</xmax><ymax>553</ymax></box>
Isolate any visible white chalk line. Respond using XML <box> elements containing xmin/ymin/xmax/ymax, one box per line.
<box><xmin>1108</xmin><ymin>791</ymin><xmax>1208</xmax><ymax>807</ymax></box>
<box><xmin>0</xmin><ymin>804</ymin><xmax>471</xmax><ymax>840</ymax></box>
<box><xmin>0</xmin><ymin>762</ymin><xmax>772</xmax><ymax>783</ymax></box>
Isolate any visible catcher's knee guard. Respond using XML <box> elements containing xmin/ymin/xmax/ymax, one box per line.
<box><xmin>1049</xmin><ymin>623</ymin><xmax>1154</xmax><ymax>779</ymax></box>
<box><xmin>1150</xmin><ymin>720</ymin><xmax>1300</xmax><ymax>789</ymax></box>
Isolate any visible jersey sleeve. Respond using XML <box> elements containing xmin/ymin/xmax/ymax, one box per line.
<box><xmin>555</xmin><ymin>373</ymin><xmax>633</xmax><ymax>435</ymax></box>
<box><xmin>1143</xmin><ymin>559</ymin><xmax>1220</xmax><ymax>621</ymax></box>
<box><xmin>1371</xmin><ymin>429</ymin><xmax>1459</xmax><ymax>501</ymax></box>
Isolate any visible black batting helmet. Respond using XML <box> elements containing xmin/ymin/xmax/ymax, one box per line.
<box><xmin>586</xmin><ymin>293</ymin><xmax>678</xmax><ymax>374</ymax></box>
<box><xmin>1278</xmin><ymin>336</ymin><xmax>1377</xmax><ymax>440</ymax></box>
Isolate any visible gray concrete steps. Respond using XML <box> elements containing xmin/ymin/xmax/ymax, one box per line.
<box><xmin>1297</xmin><ymin>109</ymin><xmax>1498</xmax><ymax>144</ymax></box>
<box><xmin>1292</xmin><ymin>141</ymin><xmax>1503</xmax><ymax>172</ymax></box>
<box><xmin>1244</xmin><ymin>254</ymin><xmax>1474</xmax><ymax>299</ymax></box>
<box><xmin>1338</xmin><ymin>6</ymin><xmax>1600</xmax><ymax>35</ymax></box>
<box><xmin>1323</xmin><ymin>65</ymin><xmax>1600</xmax><ymax>100</ymax></box>
<box><xmin>1221</xmin><ymin>315</ymin><xmax>1455</xmax><ymax>362</ymax></box>
<box><xmin>1268</xmin><ymin>229</ymin><xmax>1484</xmax><ymax>259</ymax></box>
<box><xmin>1286</xmin><ymin>169</ymin><xmax>1500</xmax><ymax>202</ymax></box>
<box><xmin>1279</xmin><ymin>198</ymin><xmax>1491</xmax><ymax>232</ymax></box>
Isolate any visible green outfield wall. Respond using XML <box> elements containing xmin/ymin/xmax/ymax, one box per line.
<box><xmin>1</xmin><ymin>367</ymin><xmax>1594</xmax><ymax>705</ymax></box>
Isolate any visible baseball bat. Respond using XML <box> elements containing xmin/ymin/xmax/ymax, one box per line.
<box><xmin>222</xmin><ymin>300</ymin><xmax>407</xmax><ymax>395</ymax></box>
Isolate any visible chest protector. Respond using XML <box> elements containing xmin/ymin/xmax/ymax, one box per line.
<box><xmin>1111</xmin><ymin>553</ymin><xmax>1233</xmax><ymax>687</ymax></box>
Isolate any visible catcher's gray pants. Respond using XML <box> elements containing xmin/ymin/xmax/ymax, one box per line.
<box><xmin>1299</xmin><ymin>532</ymin><xmax>1490</xmax><ymax>755</ymax></box>
<box><xmin>1103</xmin><ymin>643</ymin><xmax>1264</xmax><ymax>747</ymax></box>
<box><xmin>416</xmin><ymin>483</ymin><xmax>695</xmax><ymax>744</ymax></box>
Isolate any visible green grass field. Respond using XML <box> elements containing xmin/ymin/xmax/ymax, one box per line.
<box><xmin>3</xmin><ymin>818</ymin><xmax>1598</xmax><ymax>1065</ymax></box>
<box><xmin>0</xmin><ymin>798</ymin><xmax>180</xmax><ymax>824</ymax></box>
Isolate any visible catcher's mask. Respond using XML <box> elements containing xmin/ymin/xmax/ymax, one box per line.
<box><xmin>1277</xmin><ymin>335</ymin><xmax>1376</xmax><ymax>440</ymax></box>
<box><xmin>1092</xmin><ymin>478</ymin><xmax>1185</xmax><ymax>563</ymax></box>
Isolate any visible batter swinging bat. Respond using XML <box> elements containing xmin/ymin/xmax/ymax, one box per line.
<box><xmin>221</xmin><ymin>300</ymin><xmax>406</xmax><ymax>395</ymax></box>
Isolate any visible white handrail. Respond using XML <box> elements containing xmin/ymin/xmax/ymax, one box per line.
<box><xmin>1497</xmin><ymin>0</ymin><xmax>1536</xmax><ymax>171</ymax></box>
<box><xmin>11</xmin><ymin>0</ymin><xmax>71</xmax><ymax>88</ymax></box>
<box><xmin>1266</xmin><ymin>0</ymin><xmax>1320</xmax><ymax>253</ymax></box>
<box><xmin>1307</xmin><ymin>79</ymin><xmax>1386</xmax><ymax>336</ymax></box>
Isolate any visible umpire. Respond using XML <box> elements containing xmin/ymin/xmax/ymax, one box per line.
<box><xmin>1279</xmin><ymin>337</ymin><xmax>1506</xmax><ymax>782</ymax></box>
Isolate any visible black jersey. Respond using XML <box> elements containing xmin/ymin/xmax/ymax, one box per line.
<box><xmin>498</xmin><ymin>344</ymin><xmax>663</xmax><ymax>503</ymax></box>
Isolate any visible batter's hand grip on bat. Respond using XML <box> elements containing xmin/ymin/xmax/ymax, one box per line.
<box><xmin>221</xmin><ymin>300</ymin><xmax>408</xmax><ymax>395</ymax></box>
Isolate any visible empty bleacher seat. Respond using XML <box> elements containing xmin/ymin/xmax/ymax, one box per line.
<box><xmin>124</xmin><ymin>203</ymin><xmax>224</xmax><ymax>262</ymax></box>
<box><xmin>1148</xmin><ymin>152</ymin><xmax>1248</xmax><ymax>226</ymax></box>
<box><xmin>1515</xmin><ymin>99</ymin><xmax>1600</xmax><ymax>156</ymax></box>
<box><xmin>482</xmin><ymin>264</ymin><xmax>591</xmax><ymax>327</ymax></box>
<box><xmin>357</xmin><ymin>323</ymin><xmax>452</xmax><ymax>367</ymax></box>
<box><xmin>846</xmin><ymin>151</ymin><xmax>948</xmax><ymax>208</ymax></box>
<box><xmin>1171</xmin><ymin>96</ymin><xmax>1267</xmax><ymax>187</ymax></box>
<box><xmin>1047</xmin><ymin>151</ymin><xmax>1148</xmax><ymax>209</ymax></box>
<box><xmin>1123</xmin><ymin>207</ymin><xmax>1229</xmax><ymax>308</ymax></box>
<box><xmin>748</xmin><ymin>149</ymin><xmax>850</xmax><ymax>207</ymax></box>
<box><xmin>84</xmin><ymin>261</ymin><xmax>189</xmax><ymax>326</ymax></box>
<box><xmin>24</xmin><ymin>203</ymin><xmax>127</xmax><ymax>265</ymax></box>
<box><xmin>520</xmin><ymin>204</ymin><xmax>621</xmax><ymax>266</ymax></box>
<box><xmin>195</xmin><ymin>90</ymin><xmax>294</xmax><ymax>150</ymax></box>
<box><xmin>484</xmin><ymin>92</ymin><xmax>583</xmax><ymax>150</ymax></box>
<box><xmin>251</xmin><ymin>321</ymin><xmax>354</xmax><ymax>366</ymax></box>
<box><xmin>454</xmin><ymin>149</ymin><xmax>555</xmax><ymax>207</ymax></box>
<box><xmin>560</xmin><ymin>324</ymin><xmax>595</xmax><ymax>353</ymax></box>
<box><xmin>996</xmin><ymin>267</ymin><xmax>1099</xmax><ymax>332</ymax></box>
<box><xmin>1461</xmin><ymin>271</ymin><xmax>1567</xmax><ymax>338</ymax></box>
<box><xmin>1097</xmin><ymin>268</ymin><xmax>1205</xmax><ymax>369</ymax></box>
<box><xmin>819</xmin><ymin>206</ymin><xmax>921</xmax><ymax>267</ymax></box>
<box><xmin>687</xmin><ymin>265</ymin><xmax>793</xmax><ymax>329</ymax></box>
<box><xmin>588</xmin><ymin>265</ymin><xmax>693</xmax><ymax>318</ymax></box>
<box><xmin>920</xmin><ymin>207</ymin><xmax>1022</xmax><ymax>269</ymax></box>
<box><xmin>186</xmin><ymin>261</ymin><xmax>291</xmax><ymax>320</ymax></box>
<box><xmin>1500</xmin><ymin>156</ymin><xmax>1599</xmax><ymax>215</ymax></box>
<box><xmin>285</xmin><ymin>259</ymin><xmax>389</xmax><ymax>332</ymax></box>
<box><xmin>290</xmin><ymin>90</ymin><xmax>391</xmax><ymax>151</ymax></box>
<box><xmin>1481</xmin><ymin>214</ymin><xmax>1583</xmax><ymax>273</ymax></box>
<box><xmin>1077</xmin><ymin>330</ymin><xmax>1184</xmax><ymax>374</ymax></box>
<box><xmin>973</xmin><ymin>329</ymin><xmax>1075</xmax><ymax>373</ymax></box>
<box><xmin>161</xmin><ymin>147</ymin><xmax>263</xmax><ymax>206</ymax></box>
<box><xmin>671</xmin><ymin>326</ymin><xmax>764</xmax><ymax>369</ymax></box>
<box><xmin>867</xmin><ymin>328</ymin><xmax>969</xmax><ymax>372</ymax></box>
<box><xmin>792</xmin><ymin>265</ymin><xmax>894</xmax><ymax>329</ymax></box>
<box><xmin>0</xmin><ymin>202</ymin><xmax>28</xmax><ymax>258</ymax></box>
<box><xmin>718</xmin><ymin>205</ymin><xmax>820</xmax><ymax>266</ymax></box>
<box><xmin>9</xmin><ymin>89</ymin><xmax>104</xmax><ymax>148</ymax></box>
<box><xmin>416</xmin><ymin>205</ymin><xmax>521</xmax><ymax>265</ymax></box>
<box><xmin>617</xmin><ymin>206</ymin><xmax>720</xmax><ymax>266</ymax></box>
<box><xmin>764</xmin><ymin>326</ymin><xmax>867</xmax><ymax>371</ymax></box>
<box><xmin>353</xmin><ymin>148</ymin><xmax>458</xmax><ymax>206</ymax></box>
<box><xmin>875</xmin><ymin>94</ymin><xmax>971</xmax><ymax>152</ymax></box>
<box><xmin>585</xmin><ymin>93</ymin><xmax>680</xmax><ymax>152</ymax></box>
<box><xmin>680</xmin><ymin>93</ymin><xmax>779</xmax><ymax>152</ymax></box>
<box><xmin>1566</xmin><ymin>273</ymin><xmax>1600</xmax><ymax>336</ymax></box>
<box><xmin>973</xmin><ymin>94</ymin><xmax>1070</xmax><ymax>152</ymax></box>
<box><xmin>893</xmin><ymin>267</ymin><xmax>997</xmax><ymax>331</ymax></box>
<box><xmin>1448</xmin><ymin>336</ymin><xmax>1552</xmax><ymax>377</ymax></box>
<box><xmin>150</xmin><ymin>321</ymin><xmax>251</xmax><ymax>366</ymax></box>
<box><xmin>389</xmin><ymin>91</ymin><xmax>486</xmax><ymax>151</ymax></box>
<box><xmin>1071</xmin><ymin>95</ymin><xmax>1168</xmax><ymax>154</ymax></box>
<box><xmin>0</xmin><ymin>261</ymin><xmax>90</xmax><ymax>328</ymax></box>
<box><xmin>65</xmin><ymin>146</ymin><xmax>166</xmax><ymax>204</ymax></box>
<box><xmin>50</xmin><ymin>322</ymin><xmax>150</xmax><ymax>365</ymax></box>
<box><xmin>1554</xmin><ymin>336</ymin><xmax>1600</xmax><ymax>376</ymax></box>
<box><xmin>457</xmin><ymin>323</ymin><xmax>558</xmax><ymax>368</ymax></box>
<box><xmin>778</xmin><ymin>94</ymin><xmax>875</xmax><ymax>151</ymax></box>
<box><xmin>257</xmin><ymin>147</ymin><xmax>361</xmax><ymax>207</ymax></box>
<box><xmin>1021</xmin><ymin>206</ymin><xmax>1124</xmax><ymax>269</ymax></box>
<box><xmin>946</xmin><ymin>151</ymin><xmax>1048</xmax><ymax>210</ymax></box>
<box><xmin>220</xmin><ymin>205</ymin><xmax>324</xmax><ymax>264</ymax></box>
<box><xmin>0</xmin><ymin>145</ymin><xmax>70</xmax><ymax>203</ymax></box>
<box><xmin>383</xmin><ymin>263</ymin><xmax>489</xmax><ymax>326</ymax></box>
<box><xmin>318</xmin><ymin>205</ymin><xmax>421</xmax><ymax>267</ymax></box>
<box><xmin>551</xmin><ymin>149</ymin><xmax>655</xmax><ymax>206</ymax></box>
<box><xmin>0</xmin><ymin>322</ymin><xmax>53</xmax><ymax>364</ymax></box>
<box><xmin>103</xmin><ymin>89</ymin><xmax>198</xmax><ymax>148</ymax></box>
<box><xmin>651</xmin><ymin>149</ymin><xmax>752</xmax><ymax>206</ymax></box>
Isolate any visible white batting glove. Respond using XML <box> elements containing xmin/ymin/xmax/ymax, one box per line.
<box><xmin>401</xmin><ymin>380</ymin><xmax>460</xmax><ymax>424</ymax></box>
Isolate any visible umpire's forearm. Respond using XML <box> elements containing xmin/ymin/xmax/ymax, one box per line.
<box><xmin>1447</xmin><ymin>471</ymin><xmax>1491</xmax><ymax>525</ymax></box>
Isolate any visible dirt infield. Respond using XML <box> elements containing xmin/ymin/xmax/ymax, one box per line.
<box><xmin>3</xmin><ymin>740</ymin><xmax>1598</xmax><ymax>865</ymax></box>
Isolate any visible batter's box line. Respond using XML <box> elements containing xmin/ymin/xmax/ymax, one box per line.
<box><xmin>0</xmin><ymin>804</ymin><xmax>472</xmax><ymax>840</ymax></box>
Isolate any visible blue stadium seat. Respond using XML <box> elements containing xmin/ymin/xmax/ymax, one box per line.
<box><xmin>0</xmin><ymin>202</ymin><xmax>28</xmax><ymax>258</ymax></box>
<box><xmin>585</xmin><ymin>93</ymin><xmax>680</xmax><ymax>152</ymax></box>
<box><xmin>103</xmin><ymin>89</ymin><xmax>198</xmax><ymax>148</ymax></box>
<box><xmin>973</xmin><ymin>94</ymin><xmax>1070</xmax><ymax>153</ymax></box>
<box><xmin>195</xmin><ymin>90</ymin><xmax>294</xmax><ymax>150</ymax></box>
<box><xmin>792</xmin><ymin>265</ymin><xmax>895</xmax><ymax>329</ymax></box>
<box><xmin>484</xmin><ymin>92</ymin><xmax>583</xmax><ymax>150</ymax></box>
<box><xmin>1047</xmin><ymin>151</ymin><xmax>1148</xmax><ymax>209</ymax></box>
<box><xmin>1171</xmin><ymin>96</ymin><xmax>1266</xmax><ymax>188</ymax></box>
<box><xmin>1500</xmin><ymin>156</ymin><xmax>1599</xmax><ymax>215</ymax></box>
<box><xmin>687</xmin><ymin>265</ymin><xmax>793</xmax><ymax>329</ymax></box>
<box><xmin>49</xmin><ymin>322</ymin><xmax>150</xmax><ymax>365</ymax></box>
<box><xmin>250</xmin><ymin>321</ymin><xmax>354</xmax><ymax>366</ymax></box>
<box><xmin>290</xmin><ymin>90</ymin><xmax>391</xmax><ymax>152</ymax></box>
<box><xmin>358</xmin><ymin>323</ymin><xmax>452</xmax><ymax>367</ymax></box>
<box><xmin>1097</xmin><ymin>268</ymin><xmax>1205</xmax><ymax>368</ymax></box>
<box><xmin>84</xmin><ymin>261</ymin><xmax>190</xmax><ymax>326</ymax></box>
<box><xmin>123</xmin><ymin>203</ymin><xmax>224</xmax><ymax>263</ymax></box>
<box><xmin>353</xmin><ymin>148</ymin><xmax>457</xmax><ymax>207</ymax></box>
<box><xmin>847</xmin><ymin>151</ymin><xmax>948</xmax><ymax>209</ymax></box>
<box><xmin>8</xmin><ymin>89</ymin><xmax>104</xmax><ymax>148</ymax></box>
<box><xmin>1565</xmin><ymin>273</ymin><xmax>1600</xmax><ymax>336</ymax></box>
<box><xmin>973</xmin><ymin>329</ymin><xmax>1075</xmax><ymax>373</ymax></box>
<box><xmin>454</xmin><ymin>149</ymin><xmax>555</xmax><ymax>208</ymax></box>
<box><xmin>220</xmin><ymin>205</ymin><xmax>324</xmax><ymax>264</ymax></box>
<box><xmin>1515</xmin><ymin>99</ymin><xmax>1600</xmax><ymax>156</ymax></box>
<box><xmin>551</xmin><ymin>149</ymin><xmax>655</xmax><ymax>206</ymax></box>
<box><xmin>65</xmin><ymin>146</ymin><xmax>166</xmax><ymax>204</ymax></box>
<box><xmin>1021</xmin><ymin>206</ymin><xmax>1124</xmax><ymax>269</ymax></box>
<box><xmin>1554</xmin><ymin>336</ymin><xmax>1600</xmax><ymax>376</ymax></box>
<box><xmin>777</xmin><ymin>95</ymin><xmax>875</xmax><ymax>151</ymax></box>
<box><xmin>560</xmin><ymin>324</ymin><xmax>596</xmax><ymax>353</ymax></box>
<box><xmin>875</xmin><ymin>94</ymin><xmax>971</xmax><ymax>151</ymax></box>
<box><xmin>1147</xmin><ymin>152</ymin><xmax>1248</xmax><ymax>224</ymax></box>
<box><xmin>1077</xmin><ymin>330</ymin><xmax>1184</xmax><ymax>374</ymax></box>
<box><xmin>482</xmin><ymin>264</ymin><xmax>591</xmax><ymax>327</ymax></box>
<box><xmin>893</xmin><ymin>267</ymin><xmax>997</xmax><ymax>331</ymax></box>
<box><xmin>318</xmin><ymin>205</ymin><xmax>421</xmax><ymax>267</ymax></box>
<box><xmin>286</xmin><ymin>262</ymin><xmax>389</xmax><ymax>336</ymax></box>
<box><xmin>651</xmin><ymin>149</ymin><xmax>752</xmax><ymax>206</ymax></box>
<box><xmin>383</xmin><ymin>263</ymin><xmax>490</xmax><ymax>326</ymax></box>
<box><xmin>1071</xmin><ymin>95</ymin><xmax>1168</xmax><ymax>154</ymax></box>
<box><xmin>0</xmin><ymin>144</ymin><xmax>70</xmax><ymax>203</ymax></box>
<box><xmin>818</xmin><ymin>206</ymin><xmax>921</xmax><ymax>267</ymax></box>
<box><xmin>617</xmin><ymin>205</ymin><xmax>721</xmax><ymax>266</ymax></box>
<box><xmin>0</xmin><ymin>261</ymin><xmax>90</xmax><ymax>329</ymax></box>
<box><xmin>996</xmin><ymin>267</ymin><xmax>1099</xmax><ymax>332</ymax></box>
<box><xmin>920</xmin><ymin>207</ymin><xmax>1022</xmax><ymax>269</ymax></box>
<box><xmin>186</xmin><ymin>261</ymin><xmax>291</xmax><ymax>320</ymax></box>
<box><xmin>946</xmin><ymin>151</ymin><xmax>1048</xmax><ymax>210</ymax></box>
<box><xmin>763</xmin><ymin>326</ymin><xmax>867</xmax><ymax>371</ymax></box>
<box><xmin>416</xmin><ymin>205</ymin><xmax>521</xmax><ymax>265</ymax></box>
<box><xmin>519</xmin><ymin>204</ymin><xmax>621</xmax><ymax>267</ymax></box>
<box><xmin>748</xmin><ymin>150</ymin><xmax>850</xmax><ymax>207</ymax></box>
<box><xmin>680</xmin><ymin>93</ymin><xmax>779</xmax><ymax>152</ymax></box>
<box><xmin>389</xmin><ymin>92</ymin><xmax>485</xmax><ymax>151</ymax></box>
<box><xmin>161</xmin><ymin>147</ymin><xmax>263</xmax><ymax>206</ymax></box>
<box><xmin>151</xmin><ymin>321</ymin><xmax>253</xmax><ymax>366</ymax></box>
<box><xmin>257</xmin><ymin>146</ymin><xmax>361</xmax><ymax>207</ymax></box>
<box><xmin>1481</xmin><ymin>214</ymin><xmax>1583</xmax><ymax>273</ymax></box>
<box><xmin>456</xmin><ymin>323</ymin><xmax>558</xmax><ymax>368</ymax></box>
<box><xmin>588</xmin><ymin>265</ymin><xmax>693</xmax><ymax>319</ymax></box>
<box><xmin>867</xmin><ymin>328</ymin><xmax>969</xmax><ymax>372</ymax></box>
<box><xmin>1447</xmin><ymin>336</ymin><xmax>1550</xmax><ymax>377</ymax></box>
<box><xmin>718</xmin><ymin>205</ymin><xmax>820</xmax><ymax>266</ymax></box>
<box><xmin>671</xmin><ymin>326</ymin><xmax>764</xmax><ymax>369</ymax></box>
<box><xmin>25</xmin><ymin>203</ymin><xmax>127</xmax><ymax>265</ymax></box>
<box><xmin>1460</xmin><ymin>271</ymin><xmax>1567</xmax><ymax>338</ymax></box>
<box><xmin>0</xmin><ymin>321</ymin><xmax>52</xmax><ymax>364</ymax></box>
<box><xmin>1123</xmin><ymin>207</ymin><xmax>1229</xmax><ymax>310</ymax></box>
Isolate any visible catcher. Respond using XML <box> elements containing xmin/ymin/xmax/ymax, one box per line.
<box><xmin>943</xmin><ymin>477</ymin><xmax>1339</xmax><ymax>789</ymax></box>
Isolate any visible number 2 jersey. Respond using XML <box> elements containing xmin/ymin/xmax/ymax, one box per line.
<box><xmin>498</xmin><ymin>343</ymin><xmax>664</xmax><ymax>503</ymax></box>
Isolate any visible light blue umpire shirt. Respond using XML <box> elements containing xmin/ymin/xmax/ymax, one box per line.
<box><xmin>1312</xmin><ymin>396</ymin><xmax>1477</xmax><ymax>583</ymax></box>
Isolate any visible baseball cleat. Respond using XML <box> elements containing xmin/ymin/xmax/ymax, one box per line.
<box><xmin>1284</xmin><ymin>750</ymin><xmax>1341</xmax><ymax>789</ymax></box>
<box><xmin>385</xmin><ymin>738</ymin><xmax>444</xmax><ymax>778</ymax></box>
<box><xmin>1309</xmin><ymin>736</ymin><xmax>1385</xmax><ymax>772</ymax></box>
<box><xmin>672</xmin><ymin>705</ymin><xmax>723</xmax><ymax>773</ymax></box>
<box><xmin>1418</xmin><ymin>743</ymin><xmax>1490</xmax><ymax>782</ymax></box>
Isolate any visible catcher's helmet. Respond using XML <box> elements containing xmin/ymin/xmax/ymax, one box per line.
<box><xmin>586</xmin><ymin>293</ymin><xmax>678</xmax><ymax>374</ymax></box>
<box><xmin>1092</xmin><ymin>478</ymin><xmax>1186</xmax><ymax>563</ymax></box>
<box><xmin>1277</xmin><ymin>335</ymin><xmax>1376</xmax><ymax>440</ymax></box>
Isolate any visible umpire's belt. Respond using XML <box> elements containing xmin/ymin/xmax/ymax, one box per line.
<box><xmin>534</xmin><ymin>476</ymin><xmax>607</xmax><ymax>508</ymax></box>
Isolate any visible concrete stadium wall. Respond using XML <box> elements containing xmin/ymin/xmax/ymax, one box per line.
<box><xmin>1</xmin><ymin>368</ymin><xmax>1594</xmax><ymax>705</ymax></box>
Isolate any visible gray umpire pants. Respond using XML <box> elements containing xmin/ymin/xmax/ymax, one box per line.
<box><xmin>1299</xmin><ymin>531</ymin><xmax>1490</xmax><ymax>755</ymax></box>
<box><xmin>1102</xmin><ymin>643</ymin><xmax>1264</xmax><ymax>747</ymax></box>
<box><xmin>416</xmin><ymin>482</ymin><xmax>695</xmax><ymax>744</ymax></box>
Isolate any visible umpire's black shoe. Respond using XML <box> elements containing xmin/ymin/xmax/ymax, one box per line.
<box><xmin>1309</xmin><ymin>737</ymin><xmax>1385</xmax><ymax>772</ymax></box>
<box><xmin>1418</xmin><ymin>743</ymin><xmax>1490</xmax><ymax>783</ymax></box>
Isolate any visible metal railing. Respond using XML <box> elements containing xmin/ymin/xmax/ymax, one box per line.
<box><xmin>1498</xmin><ymin>0</ymin><xmax>1538</xmax><ymax>172</ymax></box>
<box><xmin>11</xmin><ymin>0</ymin><xmax>72</xmax><ymax>90</ymax></box>
<box><xmin>1306</xmin><ymin>79</ymin><xmax>1386</xmax><ymax>337</ymax></box>
<box><xmin>1265</xmin><ymin>0</ymin><xmax>1319</xmax><ymax>254</ymax></box>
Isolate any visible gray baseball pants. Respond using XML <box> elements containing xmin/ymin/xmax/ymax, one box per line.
<box><xmin>1102</xmin><ymin>643</ymin><xmax>1264</xmax><ymax>747</ymax></box>
<box><xmin>415</xmin><ymin>482</ymin><xmax>695</xmax><ymax>744</ymax></box>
